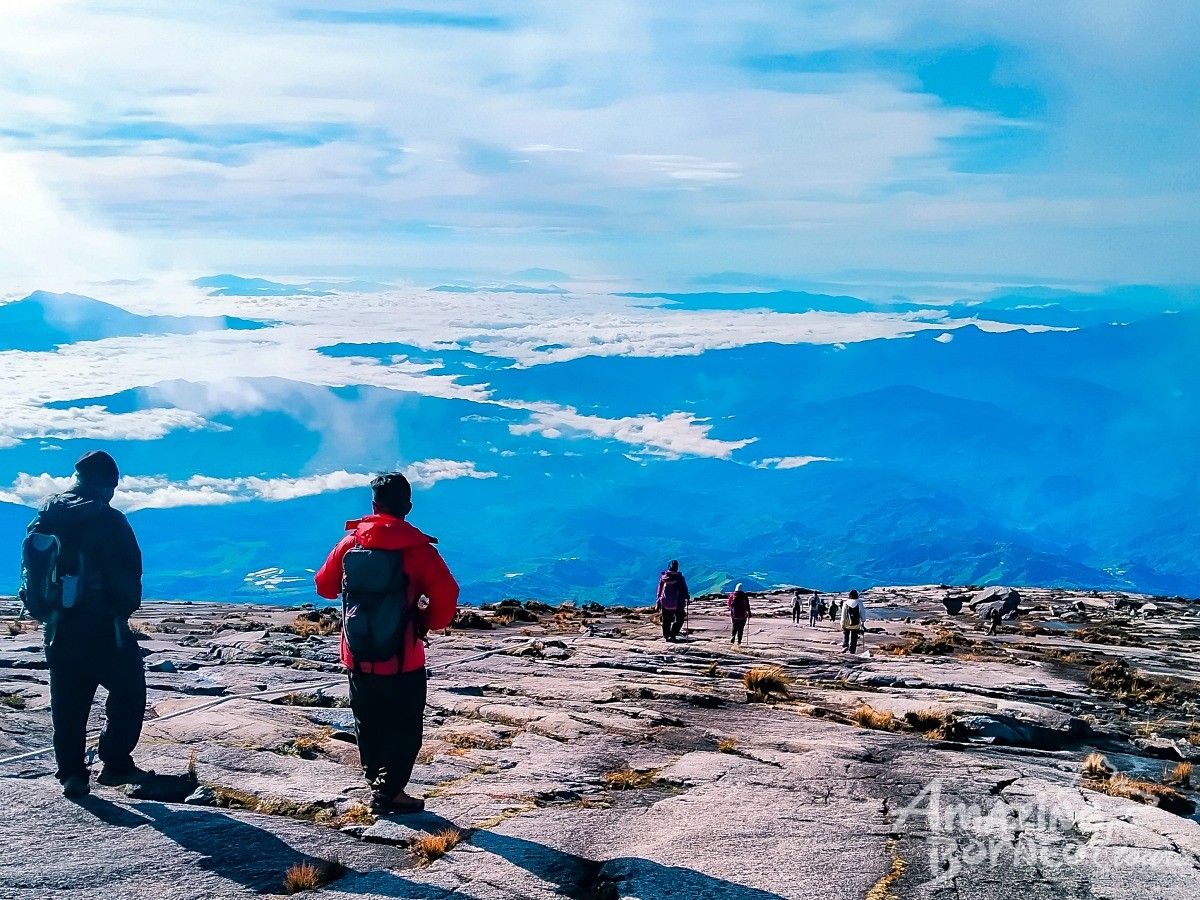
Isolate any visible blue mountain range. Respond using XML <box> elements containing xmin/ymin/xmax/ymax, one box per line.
<box><xmin>0</xmin><ymin>290</ymin><xmax>264</xmax><ymax>351</ymax></box>
<box><xmin>0</xmin><ymin>283</ymin><xmax>1196</xmax><ymax>604</ymax></box>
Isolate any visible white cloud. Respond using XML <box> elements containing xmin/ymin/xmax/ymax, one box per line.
<box><xmin>0</xmin><ymin>403</ymin><xmax>212</xmax><ymax>449</ymax></box>
<box><xmin>10</xmin><ymin>1</ymin><xmax>1179</xmax><ymax>283</ymax></box>
<box><xmin>0</xmin><ymin>460</ymin><xmax>495</xmax><ymax>511</ymax></box>
<box><xmin>510</xmin><ymin>406</ymin><xmax>755</xmax><ymax>459</ymax></box>
<box><xmin>405</xmin><ymin>459</ymin><xmax>498</xmax><ymax>488</ymax></box>
<box><xmin>752</xmin><ymin>456</ymin><xmax>835</xmax><ymax>470</ymax></box>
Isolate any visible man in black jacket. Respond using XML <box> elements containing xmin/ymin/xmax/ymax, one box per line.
<box><xmin>27</xmin><ymin>451</ymin><xmax>148</xmax><ymax>798</ymax></box>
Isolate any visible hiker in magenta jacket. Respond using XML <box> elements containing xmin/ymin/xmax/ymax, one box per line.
<box><xmin>315</xmin><ymin>472</ymin><xmax>458</xmax><ymax>814</ymax></box>
<box><xmin>656</xmin><ymin>560</ymin><xmax>690</xmax><ymax>642</ymax></box>
<box><xmin>727</xmin><ymin>583</ymin><xmax>751</xmax><ymax>644</ymax></box>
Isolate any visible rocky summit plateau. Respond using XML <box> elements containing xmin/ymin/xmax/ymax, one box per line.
<box><xmin>2</xmin><ymin>586</ymin><xmax>1200</xmax><ymax>900</ymax></box>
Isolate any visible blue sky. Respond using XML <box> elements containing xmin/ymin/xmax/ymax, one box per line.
<box><xmin>1</xmin><ymin>1</ymin><xmax>1198</xmax><ymax>290</ymax></box>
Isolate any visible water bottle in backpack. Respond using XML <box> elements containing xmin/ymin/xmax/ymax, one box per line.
<box><xmin>19</xmin><ymin>531</ymin><xmax>85</xmax><ymax>623</ymax></box>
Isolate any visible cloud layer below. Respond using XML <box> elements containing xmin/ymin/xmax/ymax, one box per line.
<box><xmin>0</xmin><ymin>459</ymin><xmax>495</xmax><ymax>512</ymax></box>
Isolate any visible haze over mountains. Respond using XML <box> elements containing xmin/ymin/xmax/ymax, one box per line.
<box><xmin>0</xmin><ymin>278</ymin><xmax>1196</xmax><ymax>603</ymax></box>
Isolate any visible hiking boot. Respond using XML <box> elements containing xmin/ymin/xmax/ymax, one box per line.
<box><xmin>371</xmin><ymin>790</ymin><xmax>426</xmax><ymax>815</ymax></box>
<box><xmin>97</xmin><ymin>765</ymin><xmax>155</xmax><ymax>787</ymax></box>
<box><xmin>62</xmin><ymin>774</ymin><xmax>90</xmax><ymax>799</ymax></box>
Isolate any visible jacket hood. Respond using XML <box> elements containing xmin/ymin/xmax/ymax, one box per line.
<box><xmin>38</xmin><ymin>490</ymin><xmax>111</xmax><ymax>529</ymax></box>
<box><xmin>345</xmin><ymin>514</ymin><xmax>437</xmax><ymax>550</ymax></box>
<box><xmin>660</xmin><ymin>570</ymin><xmax>685</xmax><ymax>581</ymax></box>
<box><xmin>844</xmin><ymin>597</ymin><xmax>864</xmax><ymax>608</ymax></box>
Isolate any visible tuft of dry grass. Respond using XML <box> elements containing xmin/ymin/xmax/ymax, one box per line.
<box><xmin>891</xmin><ymin>629</ymin><xmax>971</xmax><ymax>657</ymax></box>
<box><xmin>411</xmin><ymin>828</ymin><xmax>462</xmax><ymax>865</ymax></box>
<box><xmin>277</xmin><ymin>692</ymin><xmax>348</xmax><ymax>708</ymax></box>
<box><xmin>850</xmin><ymin>704</ymin><xmax>899</xmax><ymax>731</ymax></box>
<box><xmin>287</xmin><ymin>612</ymin><xmax>341</xmax><ymax>638</ymax></box>
<box><xmin>1082</xmin><ymin>752</ymin><xmax>1111</xmax><ymax>779</ymax></box>
<box><xmin>1088</xmin><ymin>658</ymin><xmax>1182</xmax><ymax>706</ymax></box>
<box><xmin>283</xmin><ymin>728</ymin><xmax>332</xmax><ymax>759</ymax></box>
<box><xmin>717</xmin><ymin>737</ymin><xmax>739</xmax><ymax>754</ymax></box>
<box><xmin>743</xmin><ymin>666</ymin><xmax>791</xmax><ymax>700</ymax></box>
<box><xmin>0</xmin><ymin>691</ymin><xmax>27</xmax><ymax>710</ymax></box>
<box><xmin>1168</xmin><ymin>761</ymin><xmax>1194</xmax><ymax>788</ymax></box>
<box><xmin>1188</xmin><ymin>732</ymin><xmax>1200</xmax><ymax>747</ymax></box>
<box><xmin>903</xmin><ymin>708</ymin><xmax>954</xmax><ymax>739</ymax></box>
<box><xmin>283</xmin><ymin>863</ymin><xmax>321</xmax><ymax>894</ymax></box>
<box><xmin>333</xmin><ymin>803</ymin><xmax>377</xmax><ymax>828</ymax></box>
<box><xmin>1089</xmin><ymin>773</ymin><xmax>1195</xmax><ymax>815</ymax></box>
<box><xmin>603</xmin><ymin>768</ymin><xmax>659</xmax><ymax>791</ymax></box>
<box><xmin>442</xmin><ymin>732</ymin><xmax>505</xmax><ymax>751</ymax></box>
<box><xmin>283</xmin><ymin>856</ymin><xmax>346</xmax><ymax>894</ymax></box>
<box><xmin>7</xmin><ymin>620</ymin><xmax>24</xmax><ymax>636</ymax></box>
<box><xmin>1074</xmin><ymin>625</ymin><xmax>1145</xmax><ymax>647</ymax></box>
<box><xmin>208</xmin><ymin>786</ymin><xmax>335</xmax><ymax>822</ymax></box>
<box><xmin>703</xmin><ymin>661</ymin><xmax>720</xmax><ymax>678</ymax></box>
<box><xmin>186</xmin><ymin>749</ymin><xmax>198</xmax><ymax>781</ymax></box>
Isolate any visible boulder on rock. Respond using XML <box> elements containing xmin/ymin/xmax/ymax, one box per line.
<box><xmin>969</xmin><ymin>586</ymin><xmax>1021</xmax><ymax>610</ymax></box>
<box><xmin>941</xmin><ymin>594</ymin><xmax>967</xmax><ymax>615</ymax></box>
<box><xmin>972</xmin><ymin>587</ymin><xmax>1021</xmax><ymax>622</ymax></box>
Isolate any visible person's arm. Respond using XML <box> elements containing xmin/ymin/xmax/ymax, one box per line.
<box><xmin>681</xmin><ymin>576</ymin><xmax>690</xmax><ymax>602</ymax></box>
<box><xmin>416</xmin><ymin>545</ymin><xmax>459</xmax><ymax>631</ymax></box>
<box><xmin>106</xmin><ymin>511</ymin><xmax>143</xmax><ymax>618</ymax></box>
<box><xmin>656</xmin><ymin>575</ymin><xmax>665</xmax><ymax>607</ymax></box>
<box><xmin>314</xmin><ymin>534</ymin><xmax>354</xmax><ymax>600</ymax></box>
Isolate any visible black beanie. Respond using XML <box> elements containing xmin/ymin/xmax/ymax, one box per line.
<box><xmin>75</xmin><ymin>450</ymin><xmax>120</xmax><ymax>488</ymax></box>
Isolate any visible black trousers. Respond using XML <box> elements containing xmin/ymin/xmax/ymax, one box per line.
<box><xmin>792</xmin><ymin>608</ymin><xmax>801</xmax><ymax>623</ymax></box>
<box><xmin>843</xmin><ymin>629</ymin><xmax>861</xmax><ymax>653</ymax></box>
<box><xmin>348</xmin><ymin>667</ymin><xmax>427</xmax><ymax>796</ymax></box>
<box><xmin>809</xmin><ymin>612</ymin><xmax>819</xmax><ymax>626</ymax></box>
<box><xmin>661</xmin><ymin>608</ymin><xmax>685</xmax><ymax>639</ymax></box>
<box><xmin>49</xmin><ymin>641</ymin><xmax>146</xmax><ymax>781</ymax></box>
<box><xmin>731</xmin><ymin>620</ymin><xmax>746</xmax><ymax>643</ymax></box>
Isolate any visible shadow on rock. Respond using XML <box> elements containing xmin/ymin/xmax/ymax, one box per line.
<box><xmin>369</xmin><ymin>812</ymin><xmax>787</xmax><ymax>900</ymax></box>
<box><xmin>116</xmin><ymin>801</ymin><xmax>315</xmax><ymax>894</ymax></box>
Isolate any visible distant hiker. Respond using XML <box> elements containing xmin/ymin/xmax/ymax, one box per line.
<box><xmin>728</xmin><ymin>583</ymin><xmax>751</xmax><ymax>644</ymax></box>
<box><xmin>841</xmin><ymin>589</ymin><xmax>866</xmax><ymax>653</ymax></box>
<box><xmin>791</xmin><ymin>592</ymin><xmax>803</xmax><ymax>625</ymax></box>
<box><xmin>315</xmin><ymin>472</ymin><xmax>459</xmax><ymax>814</ymax></box>
<box><xmin>20</xmin><ymin>451</ymin><xmax>148</xmax><ymax>799</ymax></box>
<box><xmin>986</xmin><ymin>606</ymin><xmax>1002</xmax><ymax>636</ymax></box>
<box><xmin>808</xmin><ymin>592</ymin><xmax>821</xmax><ymax>627</ymax></box>
<box><xmin>656</xmin><ymin>560</ymin><xmax>690</xmax><ymax>642</ymax></box>
<box><xmin>818</xmin><ymin>597</ymin><xmax>828</xmax><ymax>619</ymax></box>
<box><xmin>828</xmin><ymin>598</ymin><xmax>839</xmax><ymax>622</ymax></box>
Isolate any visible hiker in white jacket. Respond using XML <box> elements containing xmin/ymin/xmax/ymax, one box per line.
<box><xmin>840</xmin><ymin>590</ymin><xmax>866</xmax><ymax>653</ymax></box>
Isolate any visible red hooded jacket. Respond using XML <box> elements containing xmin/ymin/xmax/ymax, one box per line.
<box><xmin>315</xmin><ymin>514</ymin><xmax>459</xmax><ymax>674</ymax></box>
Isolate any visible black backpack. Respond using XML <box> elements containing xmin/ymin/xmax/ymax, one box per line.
<box><xmin>340</xmin><ymin>546</ymin><xmax>410</xmax><ymax>665</ymax></box>
<box><xmin>19</xmin><ymin>530</ymin><xmax>85</xmax><ymax>624</ymax></box>
<box><xmin>846</xmin><ymin>604</ymin><xmax>862</xmax><ymax>628</ymax></box>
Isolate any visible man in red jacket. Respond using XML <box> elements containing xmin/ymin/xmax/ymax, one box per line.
<box><xmin>315</xmin><ymin>472</ymin><xmax>459</xmax><ymax>813</ymax></box>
